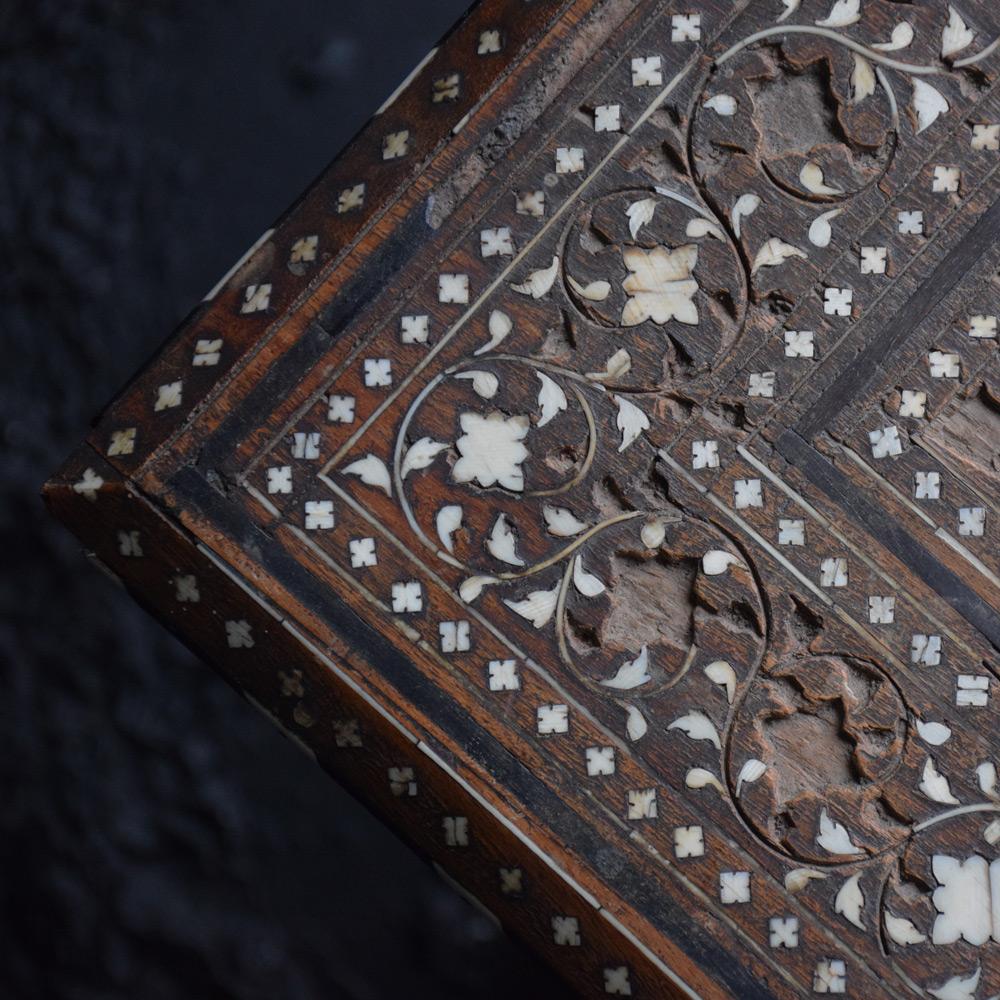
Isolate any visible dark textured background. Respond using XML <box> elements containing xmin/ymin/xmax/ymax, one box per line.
<box><xmin>1</xmin><ymin>2</ymin><xmax>573</xmax><ymax>996</ymax></box>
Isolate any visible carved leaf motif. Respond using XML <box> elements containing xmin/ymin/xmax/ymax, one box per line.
<box><xmin>401</xmin><ymin>437</ymin><xmax>449</xmax><ymax>478</ymax></box>
<box><xmin>621</xmin><ymin>244</ymin><xmax>699</xmax><ymax>326</ymax></box>
<box><xmin>816</xmin><ymin>808</ymin><xmax>863</xmax><ymax>856</ymax></box>
<box><xmin>851</xmin><ymin>55</ymin><xmax>875</xmax><ymax>104</ymax></box>
<box><xmin>459</xmin><ymin>575</ymin><xmax>495</xmax><ymax>602</ymax></box>
<box><xmin>536</xmin><ymin>372</ymin><xmax>568</xmax><ymax>427</ymax></box>
<box><xmin>601</xmin><ymin>646</ymin><xmax>651</xmax><ymax>690</ymax></box>
<box><xmin>702</xmin><ymin>550</ymin><xmax>739</xmax><ymax>575</ymax></box>
<box><xmin>872</xmin><ymin>22</ymin><xmax>913</xmax><ymax>50</ymax></box>
<box><xmin>567</xmin><ymin>274</ymin><xmax>611</xmax><ymax>301</ymax></box>
<box><xmin>668</xmin><ymin>711</ymin><xmax>721</xmax><ymax>749</ymax></box>
<box><xmin>884</xmin><ymin>912</ymin><xmax>926</xmax><ymax>946</ymax></box>
<box><xmin>626</xmin><ymin>705</ymin><xmax>648</xmax><ymax>742</ymax></box>
<box><xmin>785</xmin><ymin>868</ymin><xmax>828</xmax><ymax>892</ymax></box>
<box><xmin>703</xmin><ymin>94</ymin><xmax>737</xmax><ymax>116</ymax></box>
<box><xmin>474</xmin><ymin>309</ymin><xmax>513</xmax><ymax>355</ymax></box>
<box><xmin>586</xmin><ymin>348</ymin><xmax>632</xmax><ymax>381</ymax></box>
<box><xmin>809</xmin><ymin>209</ymin><xmax>842</xmax><ymax>248</ymax></box>
<box><xmin>916</xmin><ymin>719</ymin><xmax>952</xmax><ymax>746</ymax></box>
<box><xmin>573</xmin><ymin>555</ymin><xmax>607</xmax><ymax>597</ymax></box>
<box><xmin>686</xmin><ymin>217</ymin><xmax>725</xmax><ymax>240</ymax></box>
<box><xmin>511</xmin><ymin>255</ymin><xmax>559</xmax><ymax>298</ymax></box>
<box><xmin>815</xmin><ymin>0</ymin><xmax>861</xmax><ymax>28</ymax></box>
<box><xmin>800</xmin><ymin>161</ymin><xmax>843</xmax><ymax>196</ymax></box>
<box><xmin>735</xmin><ymin>758</ymin><xmax>766</xmax><ymax>797</ymax></box>
<box><xmin>751</xmin><ymin>237</ymin><xmax>807</xmax><ymax>275</ymax></box>
<box><xmin>704</xmin><ymin>660</ymin><xmax>737</xmax><ymax>702</ymax></box>
<box><xmin>640</xmin><ymin>518</ymin><xmax>666</xmax><ymax>549</ymax></box>
<box><xmin>834</xmin><ymin>874</ymin><xmax>866</xmax><ymax>930</ymax></box>
<box><xmin>941</xmin><ymin>5</ymin><xmax>975</xmax><ymax>58</ymax></box>
<box><xmin>685</xmin><ymin>767</ymin><xmax>725</xmax><ymax>793</ymax></box>
<box><xmin>732</xmin><ymin>193</ymin><xmax>760</xmax><ymax>239</ymax></box>
<box><xmin>455</xmin><ymin>370</ymin><xmax>500</xmax><ymax>399</ymax></box>
<box><xmin>436</xmin><ymin>504</ymin><xmax>463</xmax><ymax>553</ymax></box>
<box><xmin>487</xmin><ymin>513</ymin><xmax>524</xmax><ymax>566</ymax></box>
<box><xmin>928</xmin><ymin>967</ymin><xmax>981</xmax><ymax>1000</ymax></box>
<box><xmin>542</xmin><ymin>504</ymin><xmax>588</xmax><ymax>537</ymax></box>
<box><xmin>912</xmin><ymin>79</ymin><xmax>949</xmax><ymax>134</ymax></box>
<box><xmin>504</xmin><ymin>583</ymin><xmax>560</xmax><ymax>628</ymax></box>
<box><xmin>920</xmin><ymin>757</ymin><xmax>960</xmax><ymax>804</ymax></box>
<box><xmin>625</xmin><ymin>197</ymin><xmax>656</xmax><ymax>239</ymax></box>
<box><xmin>343</xmin><ymin>454</ymin><xmax>392</xmax><ymax>496</ymax></box>
<box><xmin>776</xmin><ymin>0</ymin><xmax>799</xmax><ymax>20</ymax></box>
<box><xmin>976</xmin><ymin>761</ymin><xmax>997</xmax><ymax>795</ymax></box>
<box><xmin>613</xmin><ymin>395</ymin><xmax>650</xmax><ymax>452</ymax></box>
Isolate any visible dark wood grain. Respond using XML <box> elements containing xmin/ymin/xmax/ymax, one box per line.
<box><xmin>46</xmin><ymin>0</ymin><xmax>1000</xmax><ymax>996</ymax></box>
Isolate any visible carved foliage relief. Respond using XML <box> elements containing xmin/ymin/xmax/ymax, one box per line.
<box><xmin>239</xmin><ymin>2</ymin><xmax>1000</xmax><ymax>996</ymax></box>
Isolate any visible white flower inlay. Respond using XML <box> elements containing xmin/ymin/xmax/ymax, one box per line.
<box><xmin>621</xmin><ymin>244</ymin><xmax>699</xmax><ymax>326</ymax></box>
<box><xmin>452</xmin><ymin>412</ymin><xmax>530</xmax><ymax>491</ymax></box>
<box><xmin>932</xmin><ymin>854</ymin><xmax>1000</xmax><ymax>946</ymax></box>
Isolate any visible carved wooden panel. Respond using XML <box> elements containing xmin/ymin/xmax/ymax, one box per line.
<box><xmin>46</xmin><ymin>1</ymin><xmax>1000</xmax><ymax>997</ymax></box>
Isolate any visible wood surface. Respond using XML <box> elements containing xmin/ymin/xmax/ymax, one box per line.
<box><xmin>45</xmin><ymin>0</ymin><xmax>1000</xmax><ymax>996</ymax></box>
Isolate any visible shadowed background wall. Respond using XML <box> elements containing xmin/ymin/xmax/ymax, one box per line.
<box><xmin>0</xmin><ymin>2</ymin><xmax>574</xmax><ymax>997</ymax></box>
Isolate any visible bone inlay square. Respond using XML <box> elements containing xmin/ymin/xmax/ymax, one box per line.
<box><xmin>333</xmin><ymin>719</ymin><xmax>362</xmax><ymax>748</ymax></box>
<box><xmin>499</xmin><ymin>867</ymin><xmax>522</xmax><ymax>895</ymax></box>
<box><xmin>914</xmin><ymin>471</ymin><xmax>941</xmax><ymax>499</ymax></box>
<box><xmin>349</xmin><ymin>537</ymin><xmax>377</xmax><ymax>568</ymax></box>
<box><xmin>631</xmin><ymin>56</ymin><xmax>662</xmax><ymax>87</ymax></box>
<box><xmin>820</xmin><ymin>557</ymin><xmax>849</xmax><ymax>588</ymax></box>
<box><xmin>603</xmin><ymin>966</ymin><xmax>632</xmax><ymax>996</ymax></box>
<box><xmin>515</xmin><ymin>190</ymin><xmax>544</xmax><ymax>216</ymax></box>
<box><xmin>898</xmin><ymin>210</ymin><xmax>924</xmax><ymax>234</ymax></box>
<box><xmin>555</xmin><ymin>147</ymin><xmax>585</xmax><ymax>173</ymax></box>
<box><xmin>784</xmin><ymin>330</ymin><xmax>814</xmax><ymax>358</ymax></box>
<box><xmin>671</xmin><ymin>13</ymin><xmax>701</xmax><ymax>41</ymax></box>
<box><xmin>388</xmin><ymin>767</ymin><xmax>417</xmax><ymax>797</ymax></box>
<box><xmin>778</xmin><ymin>518</ymin><xmax>806</xmax><ymax>546</ymax></box>
<box><xmin>969</xmin><ymin>313</ymin><xmax>997</xmax><ymax>338</ymax></box>
<box><xmin>770</xmin><ymin>917</ymin><xmax>799</xmax><ymax>949</ymax></box>
<box><xmin>823</xmin><ymin>287</ymin><xmax>853</xmax><ymax>316</ymax></box>
<box><xmin>594</xmin><ymin>104</ymin><xmax>621</xmax><ymax>132</ymax></box>
<box><xmin>267</xmin><ymin>466</ymin><xmax>292</xmax><ymax>494</ymax></box>
<box><xmin>859</xmin><ymin>246</ymin><xmax>887</xmax><ymax>274</ymax></box>
<box><xmin>438</xmin><ymin>273</ymin><xmax>470</xmax><ymax>303</ymax></box>
<box><xmin>586</xmin><ymin>746</ymin><xmax>616</xmax><ymax>776</ymax></box>
<box><xmin>328</xmin><ymin>394</ymin><xmax>356</xmax><ymax>422</ymax></box>
<box><xmin>382</xmin><ymin>130</ymin><xmax>409</xmax><ymax>160</ymax></box>
<box><xmin>734</xmin><ymin>478</ymin><xmax>764</xmax><ymax>509</ymax></box>
<box><xmin>719</xmin><ymin>871</ymin><xmax>750</xmax><ymax>904</ymax></box>
<box><xmin>487</xmin><ymin>658</ymin><xmax>519</xmax><ymax>691</ymax></box>
<box><xmin>626</xmin><ymin>788</ymin><xmax>657</xmax><ymax>820</ymax></box>
<box><xmin>692</xmin><ymin>439</ymin><xmax>719</xmax><ymax>469</ymax></box>
<box><xmin>813</xmin><ymin>959</ymin><xmax>846</xmax><ymax>994</ymax></box>
<box><xmin>477</xmin><ymin>29</ymin><xmax>502</xmax><ymax>55</ymax></box>
<box><xmin>480</xmin><ymin>227</ymin><xmax>514</xmax><ymax>257</ymax></box>
<box><xmin>972</xmin><ymin>123</ymin><xmax>1000</xmax><ymax>150</ymax></box>
<box><xmin>912</xmin><ymin>633</ymin><xmax>942</xmax><ymax>665</ymax></box>
<box><xmin>748</xmin><ymin>372</ymin><xmax>775</xmax><ymax>397</ymax></box>
<box><xmin>537</xmin><ymin>703</ymin><xmax>569</xmax><ymax>734</ymax></box>
<box><xmin>932</xmin><ymin>165</ymin><xmax>960</xmax><ymax>192</ymax></box>
<box><xmin>391</xmin><ymin>581</ymin><xmax>422</xmax><ymax>613</ymax></box>
<box><xmin>899</xmin><ymin>390</ymin><xmax>926</xmax><ymax>418</ymax></box>
<box><xmin>552</xmin><ymin>916</ymin><xmax>581</xmax><ymax>946</ymax></box>
<box><xmin>674</xmin><ymin>825</ymin><xmax>704</xmax><ymax>859</ymax></box>
<box><xmin>400</xmin><ymin>315</ymin><xmax>430</xmax><ymax>343</ymax></box>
